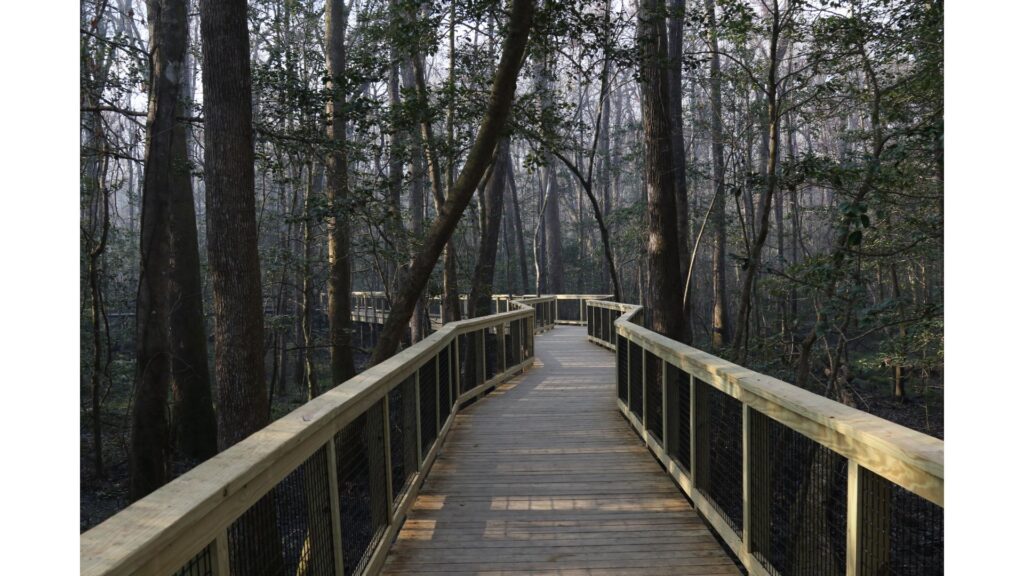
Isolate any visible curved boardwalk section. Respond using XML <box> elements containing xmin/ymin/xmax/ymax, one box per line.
<box><xmin>381</xmin><ymin>326</ymin><xmax>740</xmax><ymax>575</ymax></box>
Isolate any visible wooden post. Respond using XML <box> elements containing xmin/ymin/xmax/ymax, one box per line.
<box><xmin>848</xmin><ymin>463</ymin><xmax>891</xmax><ymax>576</ymax></box>
<box><xmin>414</xmin><ymin>370</ymin><xmax>423</xmax><ymax>466</ymax></box>
<box><xmin>641</xmin><ymin>349</ymin><xmax>648</xmax><ymax>429</ymax></box>
<box><xmin>847</xmin><ymin>462</ymin><xmax>862</xmax><ymax>576</ymax></box>
<box><xmin>435</xmin><ymin>353</ymin><xmax>441</xmax><ymax>434</ymax></box>
<box><xmin>692</xmin><ymin>375</ymin><xmax>705</xmax><ymax>492</ymax></box>
<box><xmin>453</xmin><ymin>336</ymin><xmax>461</xmax><ymax>396</ymax></box>
<box><xmin>663</xmin><ymin>360</ymin><xmax>676</xmax><ymax>453</ymax></box>
<box><xmin>382</xmin><ymin>394</ymin><xmax>394</xmax><ymax>520</ymax></box>
<box><xmin>499</xmin><ymin>323</ymin><xmax>507</xmax><ymax>373</ymax></box>
<box><xmin>742</xmin><ymin>405</ymin><xmax>751</xmax><ymax>554</ymax></box>
<box><xmin>625</xmin><ymin>336</ymin><xmax>632</xmax><ymax>411</ymax></box>
<box><xmin>325</xmin><ymin>437</ymin><xmax>345</xmax><ymax>576</ymax></box>
<box><xmin>213</xmin><ymin>530</ymin><xmax>230</xmax><ymax>576</ymax></box>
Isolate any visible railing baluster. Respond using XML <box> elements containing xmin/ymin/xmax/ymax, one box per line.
<box><xmin>434</xmin><ymin>352</ymin><xmax>441</xmax><ymax>434</ymax></box>
<box><xmin>641</xmin><ymin>348</ymin><xmax>648</xmax><ymax>430</ymax></box>
<box><xmin>663</xmin><ymin>360</ymin><xmax>675</xmax><ymax>454</ymax></box>
<box><xmin>847</xmin><ymin>462</ymin><xmax>862</xmax><ymax>576</ymax></box>
<box><xmin>414</xmin><ymin>370</ymin><xmax>423</xmax><ymax>467</ymax></box>
<box><xmin>381</xmin><ymin>394</ymin><xmax>394</xmax><ymax>522</ymax></box>
<box><xmin>325</xmin><ymin>437</ymin><xmax>345</xmax><ymax>576</ymax></box>
<box><xmin>213</xmin><ymin>530</ymin><xmax>230</xmax><ymax>576</ymax></box>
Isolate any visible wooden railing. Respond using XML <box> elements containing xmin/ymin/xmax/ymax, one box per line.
<box><xmin>351</xmin><ymin>292</ymin><xmax>610</xmax><ymax>329</ymax></box>
<box><xmin>585</xmin><ymin>299</ymin><xmax>944</xmax><ymax>576</ymax></box>
<box><xmin>81</xmin><ymin>300</ymin><xmax>542</xmax><ymax>576</ymax></box>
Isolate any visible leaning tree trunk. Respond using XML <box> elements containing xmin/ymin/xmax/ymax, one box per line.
<box><xmin>369</xmin><ymin>0</ymin><xmax>536</xmax><ymax>365</ymax></box>
<box><xmin>326</xmin><ymin>0</ymin><xmax>356</xmax><ymax>386</ymax></box>
<box><xmin>469</xmin><ymin>138</ymin><xmax>510</xmax><ymax>316</ymax></box>
<box><xmin>130</xmin><ymin>0</ymin><xmax>191</xmax><ymax>501</ymax></box>
<box><xmin>637</xmin><ymin>0</ymin><xmax>686</xmax><ymax>341</ymax></box>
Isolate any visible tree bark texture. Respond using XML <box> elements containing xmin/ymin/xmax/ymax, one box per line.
<box><xmin>637</xmin><ymin>0</ymin><xmax>686</xmax><ymax>340</ymax></box>
<box><xmin>199</xmin><ymin>0</ymin><xmax>269</xmax><ymax>449</ymax></box>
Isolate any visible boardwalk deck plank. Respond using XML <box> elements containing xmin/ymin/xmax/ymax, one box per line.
<box><xmin>380</xmin><ymin>327</ymin><xmax>741</xmax><ymax>575</ymax></box>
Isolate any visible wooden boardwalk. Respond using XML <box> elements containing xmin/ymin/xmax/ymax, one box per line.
<box><xmin>381</xmin><ymin>326</ymin><xmax>741</xmax><ymax>575</ymax></box>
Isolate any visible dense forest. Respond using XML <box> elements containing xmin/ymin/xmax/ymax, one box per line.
<box><xmin>79</xmin><ymin>0</ymin><xmax>942</xmax><ymax>530</ymax></box>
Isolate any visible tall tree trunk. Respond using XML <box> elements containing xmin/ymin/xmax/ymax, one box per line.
<box><xmin>326</xmin><ymin>0</ymin><xmax>356</xmax><ymax>386</ymax></box>
<box><xmin>130</xmin><ymin>0</ymin><xmax>190</xmax><ymax>500</ymax></box>
<box><xmin>667</xmin><ymin>0</ymin><xmax>693</xmax><ymax>343</ymax></box>
<box><xmin>442</xmin><ymin>0</ymin><xmax>462</xmax><ymax>321</ymax></box>
<box><xmin>87</xmin><ymin>124</ymin><xmax>111</xmax><ymax>480</ymax></box>
<box><xmin>400</xmin><ymin>59</ymin><xmax>430</xmax><ymax>341</ymax></box>
<box><xmin>507</xmin><ymin>153</ymin><xmax>530</xmax><ymax>293</ymax></box>
<box><xmin>200</xmin><ymin>1</ymin><xmax>282</xmax><ymax>565</ymax></box>
<box><xmin>705</xmin><ymin>0</ymin><xmax>731</xmax><ymax>348</ymax></box>
<box><xmin>637</xmin><ymin>0</ymin><xmax>686</xmax><ymax>340</ymax></box>
<box><xmin>199</xmin><ymin>0</ymin><xmax>269</xmax><ymax>449</ymax></box>
<box><xmin>469</xmin><ymin>138</ymin><xmax>510</xmax><ymax>316</ymax></box>
<box><xmin>169</xmin><ymin>46</ymin><xmax>217</xmax><ymax>461</ymax></box>
<box><xmin>370</xmin><ymin>0</ymin><xmax>536</xmax><ymax>365</ymax></box>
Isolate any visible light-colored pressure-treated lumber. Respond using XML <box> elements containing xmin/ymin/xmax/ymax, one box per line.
<box><xmin>380</xmin><ymin>327</ymin><xmax>741</xmax><ymax>575</ymax></box>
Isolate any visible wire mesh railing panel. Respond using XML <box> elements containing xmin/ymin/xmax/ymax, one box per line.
<box><xmin>484</xmin><ymin>329</ymin><xmax>498</xmax><ymax>381</ymax></box>
<box><xmin>335</xmin><ymin>402</ymin><xmax>389</xmax><ymax>576</ymax></box>
<box><xmin>695</xmin><ymin>379</ymin><xmax>744</xmax><ymax>536</ymax></box>
<box><xmin>457</xmin><ymin>334</ymin><xmax>472</xmax><ymax>395</ymax></box>
<box><xmin>503</xmin><ymin>323</ymin><xmax>515</xmax><ymax>368</ymax></box>
<box><xmin>227</xmin><ymin>483</ymin><xmax>283</xmax><ymax>575</ymax></box>
<box><xmin>617</xmin><ymin>337</ymin><xmax>628</xmax><ymax>403</ymax></box>
<box><xmin>388</xmin><ymin>376</ymin><xmax>417</xmax><ymax>504</ymax></box>
<box><xmin>859</xmin><ymin>468</ymin><xmax>944</xmax><ymax>576</ymax></box>
<box><xmin>509</xmin><ymin>319</ymin><xmax>522</xmax><ymax>366</ymax></box>
<box><xmin>418</xmin><ymin>358</ymin><xmax>438</xmax><ymax>457</ymax></box>
<box><xmin>556</xmin><ymin>298</ymin><xmax>581</xmax><ymax>322</ymax></box>
<box><xmin>227</xmin><ymin>446</ymin><xmax>336</xmax><ymax>576</ymax></box>
<box><xmin>172</xmin><ymin>543</ymin><xmax>214</xmax><ymax>576</ymax></box>
<box><xmin>668</xmin><ymin>363</ymin><xmax>691</xmax><ymax>473</ymax></box>
<box><xmin>749</xmin><ymin>409</ymin><xmax>848</xmax><ymax>576</ymax></box>
<box><xmin>644</xmin><ymin>351</ymin><xmax>663</xmax><ymax>443</ymax></box>
<box><xmin>438</xmin><ymin>346</ymin><xmax>452</xmax><ymax>426</ymax></box>
<box><xmin>628</xmin><ymin>341</ymin><xmax>643</xmax><ymax>418</ymax></box>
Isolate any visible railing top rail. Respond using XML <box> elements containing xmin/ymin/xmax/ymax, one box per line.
<box><xmin>585</xmin><ymin>299</ymin><xmax>639</xmax><ymax>312</ymax></box>
<box><xmin>600</xmin><ymin>300</ymin><xmax>942</xmax><ymax>505</ymax></box>
<box><xmin>81</xmin><ymin>303</ymin><xmax>535</xmax><ymax>576</ymax></box>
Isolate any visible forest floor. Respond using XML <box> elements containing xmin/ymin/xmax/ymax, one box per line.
<box><xmin>852</xmin><ymin>377</ymin><xmax>944</xmax><ymax>439</ymax></box>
